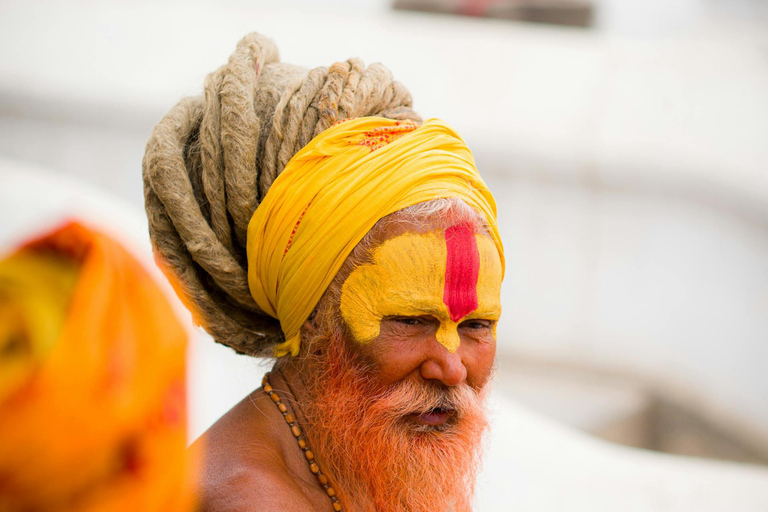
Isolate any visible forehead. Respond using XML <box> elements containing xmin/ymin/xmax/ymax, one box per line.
<box><xmin>368</xmin><ymin>230</ymin><xmax>448</xmax><ymax>288</ymax></box>
<box><xmin>367</xmin><ymin>227</ymin><xmax>497</xmax><ymax>275</ymax></box>
<box><xmin>338</xmin><ymin>224</ymin><xmax>503</xmax><ymax>347</ymax></box>
<box><xmin>346</xmin><ymin>227</ymin><xmax>502</xmax><ymax>310</ymax></box>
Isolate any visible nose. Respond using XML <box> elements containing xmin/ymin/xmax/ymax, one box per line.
<box><xmin>419</xmin><ymin>342</ymin><xmax>468</xmax><ymax>387</ymax></box>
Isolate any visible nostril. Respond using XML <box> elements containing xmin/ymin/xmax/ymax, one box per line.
<box><xmin>419</xmin><ymin>351</ymin><xmax>467</xmax><ymax>387</ymax></box>
<box><xmin>444</xmin><ymin>365</ymin><xmax>467</xmax><ymax>387</ymax></box>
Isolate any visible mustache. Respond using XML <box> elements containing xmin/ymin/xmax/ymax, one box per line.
<box><xmin>371</xmin><ymin>379</ymin><xmax>484</xmax><ymax>418</ymax></box>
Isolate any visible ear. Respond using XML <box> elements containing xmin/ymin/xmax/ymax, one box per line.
<box><xmin>302</xmin><ymin>309</ymin><xmax>318</xmax><ymax>334</ymax></box>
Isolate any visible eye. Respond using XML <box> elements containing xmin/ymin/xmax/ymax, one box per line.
<box><xmin>394</xmin><ymin>316</ymin><xmax>424</xmax><ymax>326</ymax></box>
<box><xmin>383</xmin><ymin>315</ymin><xmax>437</xmax><ymax>332</ymax></box>
<box><xmin>460</xmin><ymin>319</ymin><xmax>493</xmax><ymax>330</ymax></box>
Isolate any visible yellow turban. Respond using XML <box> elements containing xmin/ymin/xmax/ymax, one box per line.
<box><xmin>247</xmin><ymin>117</ymin><xmax>504</xmax><ymax>357</ymax></box>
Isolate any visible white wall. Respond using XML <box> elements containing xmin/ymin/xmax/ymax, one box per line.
<box><xmin>487</xmin><ymin>170</ymin><xmax>768</xmax><ymax>443</ymax></box>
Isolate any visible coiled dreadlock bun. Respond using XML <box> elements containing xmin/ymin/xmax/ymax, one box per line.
<box><xmin>142</xmin><ymin>32</ymin><xmax>421</xmax><ymax>356</ymax></box>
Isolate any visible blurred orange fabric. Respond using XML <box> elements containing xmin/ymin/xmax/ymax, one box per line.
<box><xmin>0</xmin><ymin>222</ymin><xmax>198</xmax><ymax>511</ymax></box>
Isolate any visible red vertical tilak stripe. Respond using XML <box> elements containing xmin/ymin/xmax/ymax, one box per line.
<box><xmin>443</xmin><ymin>224</ymin><xmax>480</xmax><ymax>322</ymax></box>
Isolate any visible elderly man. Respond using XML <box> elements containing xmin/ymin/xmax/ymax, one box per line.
<box><xmin>143</xmin><ymin>33</ymin><xmax>504</xmax><ymax>512</ymax></box>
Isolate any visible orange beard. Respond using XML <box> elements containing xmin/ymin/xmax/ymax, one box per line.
<box><xmin>300</xmin><ymin>330</ymin><xmax>489</xmax><ymax>512</ymax></box>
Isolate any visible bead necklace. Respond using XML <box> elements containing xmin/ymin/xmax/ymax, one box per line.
<box><xmin>262</xmin><ymin>373</ymin><xmax>343</xmax><ymax>511</ymax></box>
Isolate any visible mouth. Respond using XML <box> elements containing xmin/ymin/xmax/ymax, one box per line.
<box><xmin>412</xmin><ymin>407</ymin><xmax>456</xmax><ymax>426</ymax></box>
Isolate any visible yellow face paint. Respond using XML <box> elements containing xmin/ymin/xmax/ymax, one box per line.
<box><xmin>340</xmin><ymin>226</ymin><xmax>502</xmax><ymax>353</ymax></box>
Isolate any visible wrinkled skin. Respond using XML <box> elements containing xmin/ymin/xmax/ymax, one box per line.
<box><xmin>192</xmin><ymin>218</ymin><xmax>501</xmax><ymax>511</ymax></box>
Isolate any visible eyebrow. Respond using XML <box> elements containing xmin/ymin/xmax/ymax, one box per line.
<box><xmin>379</xmin><ymin>297</ymin><xmax>501</xmax><ymax>320</ymax></box>
<box><xmin>384</xmin><ymin>300</ymin><xmax>445</xmax><ymax>316</ymax></box>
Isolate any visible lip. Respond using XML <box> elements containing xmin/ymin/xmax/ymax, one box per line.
<box><xmin>414</xmin><ymin>409</ymin><xmax>454</xmax><ymax>426</ymax></box>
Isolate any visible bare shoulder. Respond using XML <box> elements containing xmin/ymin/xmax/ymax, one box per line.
<box><xmin>191</xmin><ymin>390</ymin><xmax>318</xmax><ymax>512</ymax></box>
<box><xmin>195</xmin><ymin>458</ymin><xmax>315</xmax><ymax>512</ymax></box>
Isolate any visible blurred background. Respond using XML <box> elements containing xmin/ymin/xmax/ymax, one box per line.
<box><xmin>1</xmin><ymin>0</ymin><xmax>766</xmax><ymax>467</ymax></box>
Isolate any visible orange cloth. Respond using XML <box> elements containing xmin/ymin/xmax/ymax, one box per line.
<box><xmin>0</xmin><ymin>222</ymin><xmax>197</xmax><ymax>512</ymax></box>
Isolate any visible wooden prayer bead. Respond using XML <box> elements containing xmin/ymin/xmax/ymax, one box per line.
<box><xmin>263</xmin><ymin>373</ymin><xmax>341</xmax><ymax>510</ymax></box>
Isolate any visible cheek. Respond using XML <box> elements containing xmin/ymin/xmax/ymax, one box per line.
<box><xmin>464</xmin><ymin>336</ymin><xmax>496</xmax><ymax>389</ymax></box>
<box><xmin>356</xmin><ymin>330</ymin><xmax>430</xmax><ymax>386</ymax></box>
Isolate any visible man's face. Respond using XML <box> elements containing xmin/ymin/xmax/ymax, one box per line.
<box><xmin>299</xmin><ymin>219</ymin><xmax>502</xmax><ymax>511</ymax></box>
<box><xmin>339</xmin><ymin>222</ymin><xmax>502</xmax><ymax>427</ymax></box>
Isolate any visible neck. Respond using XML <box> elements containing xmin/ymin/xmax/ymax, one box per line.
<box><xmin>269</xmin><ymin>360</ymin><xmax>357</xmax><ymax>510</ymax></box>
